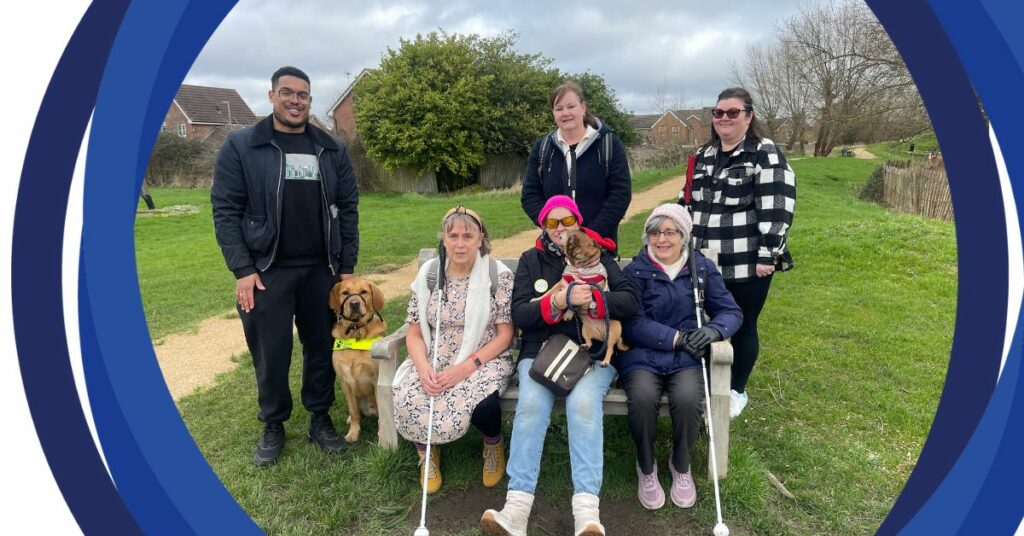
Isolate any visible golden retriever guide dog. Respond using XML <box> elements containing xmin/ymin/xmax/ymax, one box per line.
<box><xmin>329</xmin><ymin>277</ymin><xmax>387</xmax><ymax>442</ymax></box>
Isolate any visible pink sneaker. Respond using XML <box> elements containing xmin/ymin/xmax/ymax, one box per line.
<box><xmin>669</xmin><ymin>463</ymin><xmax>697</xmax><ymax>508</ymax></box>
<box><xmin>636</xmin><ymin>462</ymin><xmax>665</xmax><ymax>510</ymax></box>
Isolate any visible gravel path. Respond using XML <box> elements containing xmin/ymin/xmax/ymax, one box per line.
<box><xmin>157</xmin><ymin>177</ymin><xmax>684</xmax><ymax>400</ymax></box>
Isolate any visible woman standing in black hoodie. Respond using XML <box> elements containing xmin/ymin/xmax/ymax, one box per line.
<box><xmin>520</xmin><ymin>81</ymin><xmax>632</xmax><ymax>247</ymax></box>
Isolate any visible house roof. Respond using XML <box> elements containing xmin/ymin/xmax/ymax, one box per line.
<box><xmin>326</xmin><ymin>68</ymin><xmax>376</xmax><ymax>118</ymax></box>
<box><xmin>671</xmin><ymin>108</ymin><xmax>712</xmax><ymax>123</ymax></box>
<box><xmin>627</xmin><ymin>114</ymin><xmax>662</xmax><ymax>130</ymax></box>
<box><xmin>174</xmin><ymin>84</ymin><xmax>258</xmax><ymax>125</ymax></box>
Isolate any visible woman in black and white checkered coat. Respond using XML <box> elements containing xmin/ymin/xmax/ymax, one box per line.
<box><xmin>679</xmin><ymin>87</ymin><xmax>796</xmax><ymax>419</ymax></box>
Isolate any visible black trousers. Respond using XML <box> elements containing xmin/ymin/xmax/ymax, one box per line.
<box><xmin>621</xmin><ymin>368</ymin><xmax>705</xmax><ymax>475</ymax></box>
<box><xmin>238</xmin><ymin>264</ymin><xmax>336</xmax><ymax>423</ymax></box>
<box><xmin>471</xmin><ymin>391</ymin><xmax>502</xmax><ymax>438</ymax></box>
<box><xmin>724</xmin><ymin>274</ymin><xmax>774</xmax><ymax>393</ymax></box>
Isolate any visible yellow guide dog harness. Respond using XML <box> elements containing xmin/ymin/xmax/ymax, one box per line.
<box><xmin>333</xmin><ymin>337</ymin><xmax>381</xmax><ymax>351</ymax></box>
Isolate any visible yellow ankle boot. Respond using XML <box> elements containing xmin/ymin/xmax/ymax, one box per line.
<box><xmin>482</xmin><ymin>441</ymin><xmax>505</xmax><ymax>488</ymax></box>
<box><xmin>418</xmin><ymin>446</ymin><xmax>442</xmax><ymax>494</ymax></box>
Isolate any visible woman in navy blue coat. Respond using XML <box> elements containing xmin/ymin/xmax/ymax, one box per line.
<box><xmin>617</xmin><ymin>204</ymin><xmax>742</xmax><ymax>511</ymax></box>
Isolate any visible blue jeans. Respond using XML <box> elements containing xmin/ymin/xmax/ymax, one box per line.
<box><xmin>506</xmin><ymin>357</ymin><xmax>617</xmax><ymax>495</ymax></box>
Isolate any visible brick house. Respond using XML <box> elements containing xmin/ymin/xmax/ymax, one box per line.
<box><xmin>162</xmin><ymin>84</ymin><xmax>258</xmax><ymax>142</ymax></box>
<box><xmin>650</xmin><ymin>108</ymin><xmax>713</xmax><ymax>146</ymax></box>
<box><xmin>327</xmin><ymin>68</ymin><xmax>375</xmax><ymax>142</ymax></box>
<box><xmin>627</xmin><ymin>114</ymin><xmax>662</xmax><ymax>146</ymax></box>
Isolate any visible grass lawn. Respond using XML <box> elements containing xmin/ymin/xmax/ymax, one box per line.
<box><xmin>865</xmin><ymin>132</ymin><xmax>939</xmax><ymax>161</ymax></box>
<box><xmin>136</xmin><ymin>166</ymin><xmax>682</xmax><ymax>340</ymax></box>
<box><xmin>170</xmin><ymin>157</ymin><xmax>955</xmax><ymax>534</ymax></box>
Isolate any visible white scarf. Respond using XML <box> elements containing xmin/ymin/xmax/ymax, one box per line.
<box><xmin>411</xmin><ymin>251</ymin><xmax>511</xmax><ymax>366</ymax></box>
<box><xmin>649</xmin><ymin>245</ymin><xmax>688</xmax><ymax>280</ymax></box>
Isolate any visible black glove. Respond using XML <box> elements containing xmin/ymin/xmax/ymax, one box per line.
<box><xmin>682</xmin><ymin>326</ymin><xmax>720</xmax><ymax>357</ymax></box>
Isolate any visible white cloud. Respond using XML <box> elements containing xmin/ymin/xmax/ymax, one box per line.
<box><xmin>186</xmin><ymin>0</ymin><xmax>816</xmax><ymax>117</ymax></box>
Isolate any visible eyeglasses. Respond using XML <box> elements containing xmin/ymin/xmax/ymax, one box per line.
<box><xmin>544</xmin><ymin>215</ymin><xmax>578</xmax><ymax>229</ymax></box>
<box><xmin>711</xmin><ymin>108</ymin><xmax>750</xmax><ymax>119</ymax></box>
<box><xmin>277</xmin><ymin>88</ymin><xmax>311</xmax><ymax>103</ymax></box>
<box><xmin>649</xmin><ymin>229</ymin><xmax>681</xmax><ymax>239</ymax></box>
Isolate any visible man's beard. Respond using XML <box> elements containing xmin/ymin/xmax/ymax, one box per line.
<box><xmin>274</xmin><ymin>110</ymin><xmax>308</xmax><ymax>129</ymax></box>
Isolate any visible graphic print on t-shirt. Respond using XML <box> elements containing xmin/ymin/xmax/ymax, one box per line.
<box><xmin>285</xmin><ymin>153</ymin><xmax>320</xmax><ymax>181</ymax></box>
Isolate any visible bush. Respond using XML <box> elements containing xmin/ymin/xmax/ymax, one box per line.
<box><xmin>145</xmin><ymin>132</ymin><xmax>214</xmax><ymax>187</ymax></box>
<box><xmin>859</xmin><ymin>164</ymin><xmax>886</xmax><ymax>203</ymax></box>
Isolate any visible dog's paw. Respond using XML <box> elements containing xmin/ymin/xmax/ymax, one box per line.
<box><xmin>345</xmin><ymin>428</ymin><xmax>360</xmax><ymax>443</ymax></box>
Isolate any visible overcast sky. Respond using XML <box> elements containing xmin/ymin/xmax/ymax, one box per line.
<box><xmin>185</xmin><ymin>0</ymin><xmax>817</xmax><ymax>121</ymax></box>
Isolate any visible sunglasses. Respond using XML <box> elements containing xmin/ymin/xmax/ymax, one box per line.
<box><xmin>543</xmin><ymin>215</ymin><xmax>578</xmax><ymax>229</ymax></box>
<box><xmin>711</xmin><ymin>108</ymin><xmax>750</xmax><ymax>119</ymax></box>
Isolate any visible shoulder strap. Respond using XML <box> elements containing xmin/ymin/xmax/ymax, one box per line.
<box><xmin>489</xmin><ymin>258</ymin><xmax>498</xmax><ymax>297</ymax></box>
<box><xmin>602</xmin><ymin>133</ymin><xmax>612</xmax><ymax>178</ymax></box>
<box><xmin>426</xmin><ymin>258</ymin><xmax>440</xmax><ymax>292</ymax></box>
<box><xmin>537</xmin><ymin>135</ymin><xmax>552</xmax><ymax>180</ymax></box>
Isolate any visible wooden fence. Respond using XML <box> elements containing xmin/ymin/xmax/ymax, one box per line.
<box><xmin>881</xmin><ymin>161</ymin><xmax>952</xmax><ymax>221</ymax></box>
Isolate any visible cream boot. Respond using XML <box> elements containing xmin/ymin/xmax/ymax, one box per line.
<box><xmin>480</xmin><ymin>490</ymin><xmax>533</xmax><ymax>536</ymax></box>
<box><xmin>572</xmin><ymin>493</ymin><xmax>605</xmax><ymax>536</ymax></box>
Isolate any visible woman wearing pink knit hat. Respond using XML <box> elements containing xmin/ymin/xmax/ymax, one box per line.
<box><xmin>481</xmin><ymin>195</ymin><xmax>638</xmax><ymax>536</ymax></box>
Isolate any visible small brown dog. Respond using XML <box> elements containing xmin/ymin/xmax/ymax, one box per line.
<box><xmin>329</xmin><ymin>277</ymin><xmax>387</xmax><ymax>443</ymax></box>
<box><xmin>562</xmin><ymin>229</ymin><xmax>629</xmax><ymax>367</ymax></box>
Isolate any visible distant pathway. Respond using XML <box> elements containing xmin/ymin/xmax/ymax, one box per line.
<box><xmin>157</xmin><ymin>176</ymin><xmax>685</xmax><ymax>400</ymax></box>
<box><xmin>852</xmin><ymin>146</ymin><xmax>878</xmax><ymax>159</ymax></box>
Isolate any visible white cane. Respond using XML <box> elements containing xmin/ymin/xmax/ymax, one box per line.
<box><xmin>414</xmin><ymin>253</ymin><xmax>446</xmax><ymax>536</ymax></box>
<box><xmin>689</xmin><ymin>244</ymin><xmax>729</xmax><ymax>536</ymax></box>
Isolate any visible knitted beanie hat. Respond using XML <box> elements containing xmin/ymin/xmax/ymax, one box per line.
<box><xmin>644</xmin><ymin>203</ymin><xmax>693</xmax><ymax>239</ymax></box>
<box><xmin>538</xmin><ymin>195</ymin><xmax>583</xmax><ymax>227</ymax></box>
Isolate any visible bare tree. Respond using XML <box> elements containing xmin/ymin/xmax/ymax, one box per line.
<box><xmin>649</xmin><ymin>82</ymin><xmax>689</xmax><ymax>113</ymax></box>
<box><xmin>780</xmin><ymin>0</ymin><xmax>927</xmax><ymax>156</ymax></box>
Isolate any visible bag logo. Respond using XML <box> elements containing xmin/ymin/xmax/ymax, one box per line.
<box><xmin>543</xmin><ymin>339</ymin><xmax>581</xmax><ymax>380</ymax></box>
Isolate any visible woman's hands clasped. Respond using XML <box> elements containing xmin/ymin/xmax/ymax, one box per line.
<box><xmin>416</xmin><ymin>356</ymin><xmax>476</xmax><ymax>397</ymax></box>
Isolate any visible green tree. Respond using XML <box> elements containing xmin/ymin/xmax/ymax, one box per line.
<box><xmin>355</xmin><ymin>31</ymin><xmax>637</xmax><ymax>186</ymax></box>
<box><xmin>356</xmin><ymin>31</ymin><xmax>492</xmax><ymax>181</ymax></box>
<box><xmin>565</xmin><ymin>72</ymin><xmax>639</xmax><ymax>146</ymax></box>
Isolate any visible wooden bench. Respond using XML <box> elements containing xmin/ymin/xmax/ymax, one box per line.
<box><xmin>371</xmin><ymin>249</ymin><xmax>733</xmax><ymax>477</ymax></box>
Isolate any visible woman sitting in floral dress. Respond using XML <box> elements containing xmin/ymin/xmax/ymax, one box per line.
<box><xmin>392</xmin><ymin>205</ymin><xmax>515</xmax><ymax>493</ymax></box>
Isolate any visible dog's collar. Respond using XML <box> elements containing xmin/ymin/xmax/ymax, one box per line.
<box><xmin>333</xmin><ymin>337</ymin><xmax>381</xmax><ymax>351</ymax></box>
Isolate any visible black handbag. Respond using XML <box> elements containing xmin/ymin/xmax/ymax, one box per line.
<box><xmin>528</xmin><ymin>333</ymin><xmax>592</xmax><ymax>396</ymax></box>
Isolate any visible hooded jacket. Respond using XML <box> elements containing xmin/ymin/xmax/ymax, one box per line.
<box><xmin>211</xmin><ymin>116</ymin><xmax>359</xmax><ymax>278</ymax></box>
<box><xmin>520</xmin><ymin>121</ymin><xmax>631</xmax><ymax>244</ymax></box>
<box><xmin>616</xmin><ymin>248</ymin><xmax>743</xmax><ymax>376</ymax></box>
<box><xmin>511</xmin><ymin>231</ymin><xmax>639</xmax><ymax>361</ymax></box>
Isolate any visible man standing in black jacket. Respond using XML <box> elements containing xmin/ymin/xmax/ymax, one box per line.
<box><xmin>212</xmin><ymin>66</ymin><xmax>359</xmax><ymax>466</ymax></box>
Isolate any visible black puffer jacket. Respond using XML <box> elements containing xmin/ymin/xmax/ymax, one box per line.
<box><xmin>511</xmin><ymin>239</ymin><xmax>639</xmax><ymax>360</ymax></box>
<box><xmin>211</xmin><ymin>116</ymin><xmax>359</xmax><ymax>278</ymax></box>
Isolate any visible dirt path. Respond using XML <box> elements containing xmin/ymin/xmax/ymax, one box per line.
<box><xmin>157</xmin><ymin>177</ymin><xmax>684</xmax><ymax>400</ymax></box>
<box><xmin>852</xmin><ymin>146</ymin><xmax>878</xmax><ymax>159</ymax></box>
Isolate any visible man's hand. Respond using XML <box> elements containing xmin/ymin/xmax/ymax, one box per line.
<box><xmin>340</xmin><ymin>273</ymin><xmax>354</xmax><ymax>281</ymax></box>
<box><xmin>236</xmin><ymin>273</ymin><xmax>265</xmax><ymax>313</ymax></box>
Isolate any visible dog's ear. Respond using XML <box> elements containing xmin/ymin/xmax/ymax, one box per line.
<box><xmin>329</xmin><ymin>283</ymin><xmax>343</xmax><ymax>312</ymax></box>
<box><xmin>369</xmin><ymin>282</ymin><xmax>385</xmax><ymax>313</ymax></box>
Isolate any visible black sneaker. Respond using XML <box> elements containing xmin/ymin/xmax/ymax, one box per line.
<box><xmin>308</xmin><ymin>412</ymin><xmax>348</xmax><ymax>453</ymax></box>
<box><xmin>253</xmin><ymin>422</ymin><xmax>285</xmax><ymax>466</ymax></box>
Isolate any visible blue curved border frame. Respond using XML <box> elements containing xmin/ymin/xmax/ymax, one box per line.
<box><xmin>9</xmin><ymin>0</ymin><xmax>1024</xmax><ymax>533</ymax></box>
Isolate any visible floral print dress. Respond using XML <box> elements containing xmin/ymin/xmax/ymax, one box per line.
<box><xmin>393</xmin><ymin>270</ymin><xmax>515</xmax><ymax>444</ymax></box>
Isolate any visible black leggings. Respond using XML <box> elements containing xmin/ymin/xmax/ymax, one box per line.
<box><xmin>724</xmin><ymin>274</ymin><xmax>774</xmax><ymax>393</ymax></box>
<box><xmin>471</xmin><ymin>391</ymin><xmax>502</xmax><ymax>438</ymax></box>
